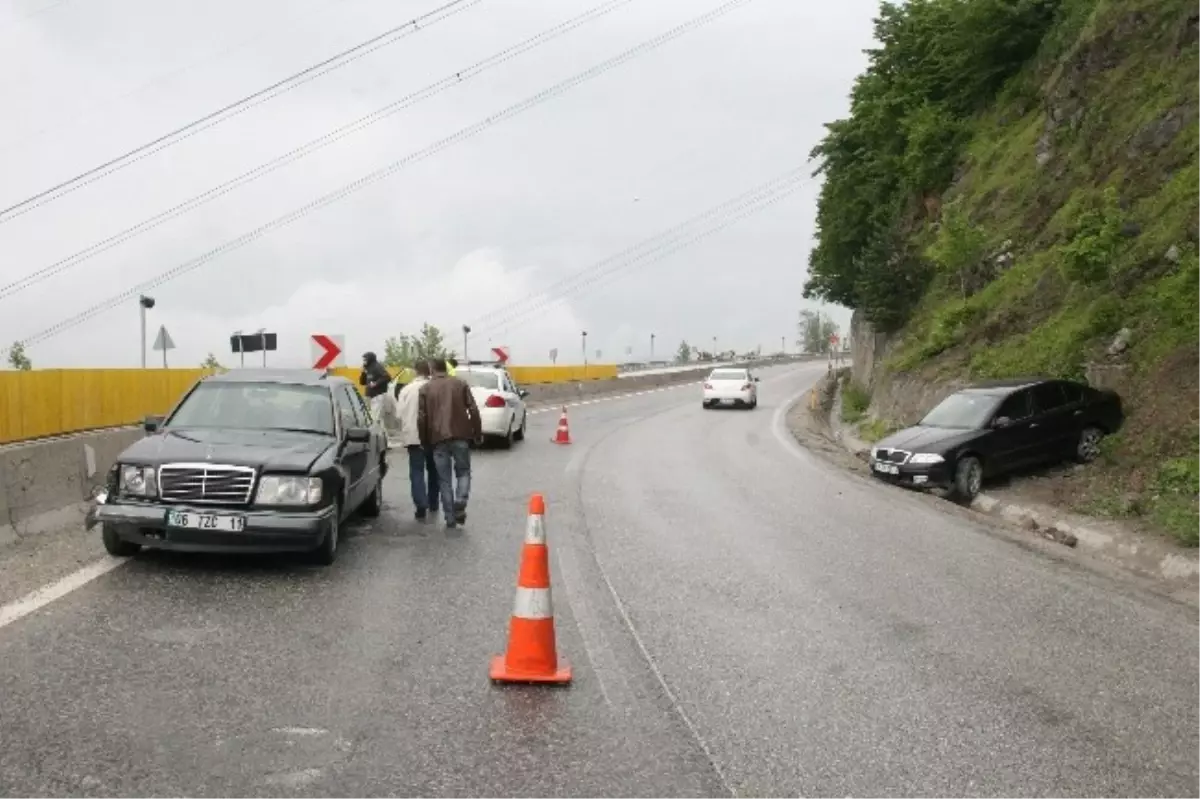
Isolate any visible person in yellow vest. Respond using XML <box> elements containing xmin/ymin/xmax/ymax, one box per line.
<box><xmin>445</xmin><ymin>357</ymin><xmax>458</xmax><ymax>377</ymax></box>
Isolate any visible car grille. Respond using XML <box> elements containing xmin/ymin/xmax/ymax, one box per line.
<box><xmin>158</xmin><ymin>464</ymin><xmax>256</xmax><ymax>505</ymax></box>
<box><xmin>872</xmin><ymin>448</ymin><xmax>911</xmax><ymax>464</ymax></box>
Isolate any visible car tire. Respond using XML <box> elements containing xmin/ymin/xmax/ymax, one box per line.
<box><xmin>747</xmin><ymin>398</ymin><xmax>758</xmax><ymax>410</ymax></box>
<box><xmin>513</xmin><ymin>412</ymin><xmax>526</xmax><ymax>442</ymax></box>
<box><xmin>498</xmin><ymin>420</ymin><xmax>514</xmax><ymax>450</ymax></box>
<box><xmin>702</xmin><ymin>401</ymin><xmax>713</xmax><ymax>409</ymax></box>
<box><xmin>361</xmin><ymin>471</ymin><xmax>383</xmax><ymax>518</ymax></box>
<box><xmin>1075</xmin><ymin>426</ymin><xmax>1104</xmax><ymax>463</ymax></box>
<box><xmin>311</xmin><ymin>505</ymin><xmax>340</xmax><ymax>566</ymax></box>
<box><xmin>952</xmin><ymin>456</ymin><xmax>983</xmax><ymax>502</ymax></box>
<box><xmin>101</xmin><ymin>523</ymin><xmax>140</xmax><ymax>558</ymax></box>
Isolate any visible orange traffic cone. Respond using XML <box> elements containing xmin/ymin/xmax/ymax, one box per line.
<box><xmin>490</xmin><ymin>494</ymin><xmax>572</xmax><ymax>685</ymax></box>
<box><xmin>551</xmin><ymin>407</ymin><xmax>572</xmax><ymax>445</ymax></box>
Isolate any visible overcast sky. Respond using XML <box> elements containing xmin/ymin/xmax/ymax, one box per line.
<box><xmin>0</xmin><ymin>0</ymin><xmax>871</xmax><ymax>369</ymax></box>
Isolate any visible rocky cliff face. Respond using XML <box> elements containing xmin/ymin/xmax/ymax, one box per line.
<box><xmin>846</xmin><ymin>0</ymin><xmax>1198</xmax><ymax>544</ymax></box>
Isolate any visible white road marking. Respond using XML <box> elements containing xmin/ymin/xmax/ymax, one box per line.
<box><xmin>0</xmin><ymin>557</ymin><xmax>127</xmax><ymax>631</ymax></box>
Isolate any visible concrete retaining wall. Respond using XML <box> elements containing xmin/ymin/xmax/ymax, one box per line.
<box><xmin>0</xmin><ymin>356</ymin><xmax>812</xmax><ymax>546</ymax></box>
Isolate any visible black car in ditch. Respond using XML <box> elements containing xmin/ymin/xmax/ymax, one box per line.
<box><xmin>868</xmin><ymin>378</ymin><xmax>1124</xmax><ymax>501</ymax></box>
<box><xmin>90</xmin><ymin>369</ymin><xmax>388</xmax><ymax>565</ymax></box>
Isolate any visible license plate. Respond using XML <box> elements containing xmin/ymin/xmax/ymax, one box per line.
<box><xmin>873</xmin><ymin>462</ymin><xmax>900</xmax><ymax>475</ymax></box>
<box><xmin>166</xmin><ymin>510</ymin><xmax>246</xmax><ymax>532</ymax></box>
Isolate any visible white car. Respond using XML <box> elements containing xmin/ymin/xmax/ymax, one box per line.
<box><xmin>702</xmin><ymin>367</ymin><xmax>759</xmax><ymax>409</ymax></box>
<box><xmin>457</xmin><ymin>364</ymin><xmax>529</xmax><ymax>448</ymax></box>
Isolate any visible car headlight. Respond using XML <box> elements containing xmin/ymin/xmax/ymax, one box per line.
<box><xmin>119</xmin><ymin>464</ymin><xmax>157</xmax><ymax>497</ymax></box>
<box><xmin>908</xmin><ymin>453</ymin><xmax>945</xmax><ymax>465</ymax></box>
<box><xmin>255</xmin><ymin>475</ymin><xmax>323</xmax><ymax>506</ymax></box>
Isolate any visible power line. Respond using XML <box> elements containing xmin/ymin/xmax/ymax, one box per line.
<box><xmin>6</xmin><ymin>0</ymin><xmax>758</xmax><ymax>355</ymax></box>
<box><xmin>0</xmin><ymin>0</ymin><xmax>482</xmax><ymax>224</ymax></box>
<box><xmin>0</xmin><ymin>0</ymin><xmax>637</xmax><ymax>302</ymax></box>
<box><xmin>467</xmin><ymin>167</ymin><xmax>808</xmax><ymax>332</ymax></box>
<box><xmin>0</xmin><ymin>0</ymin><xmax>348</xmax><ymax>154</ymax></box>
<box><xmin>473</xmin><ymin>172</ymin><xmax>810</xmax><ymax>340</ymax></box>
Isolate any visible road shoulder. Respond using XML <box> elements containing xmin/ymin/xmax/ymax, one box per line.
<box><xmin>785</xmin><ymin>369</ymin><xmax>1199</xmax><ymax>608</ymax></box>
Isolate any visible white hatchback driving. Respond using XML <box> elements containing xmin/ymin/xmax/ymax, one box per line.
<box><xmin>457</xmin><ymin>364</ymin><xmax>529</xmax><ymax>448</ymax></box>
<box><xmin>702</xmin><ymin>367</ymin><xmax>759</xmax><ymax>409</ymax></box>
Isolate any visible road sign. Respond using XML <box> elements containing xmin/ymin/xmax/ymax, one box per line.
<box><xmin>491</xmin><ymin>345</ymin><xmax>510</xmax><ymax>364</ymax></box>
<box><xmin>311</xmin><ymin>334</ymin><xmax>345</xmax><ymax>369</ymax></box>
<box><xmin>151</xmin><ymin>325</ymin><xmax>175</xmax><ymax>351</ymax></box>
<box><xmin>230</xmin><ymin>332</ymin><xmax>276</xmax><ymax>353</ymax></box>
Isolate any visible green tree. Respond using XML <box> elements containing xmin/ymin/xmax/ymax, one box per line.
<box><xmin>7</xmin><ymin>341</ymin><xmax>31</xmax><ymax>371</ymax></box>
<box><xmin>200</xmin><ymin>352</ymin><xmax>223</xmax><ymax>369</ymax></box>
<box><xmin>675</xmin><ymin>340</ymin><xmax>692</xmax><ymax>363</ymax></box>
<box><xmin>798</xmin><ymin>310</ymin><xmax>840</xmax><ymax>354</ymax></box>
<box><xmin>803</xmin><ymin>0</ymin><xmax>1059</xmax><ymax>329</ymax></box>
<box><xmin>383</xmin><ymin>323</ymin><xmax>456</xmax><ymax>369</ymax></box>
<box><xmin>927</xmin><ymin>200</ymin><xmax>988</xmax><ymax>298</ymax></box>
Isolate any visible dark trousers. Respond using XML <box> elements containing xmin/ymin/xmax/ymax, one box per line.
<box><xmin>431</xmin><ymin>439</ymin><xmax>472</xmax><ymax>520</ymax></box>
<box><xmin>406</xmin><ymin>445</ymin><xmax>439</xmax><ymax>512</ymax></box>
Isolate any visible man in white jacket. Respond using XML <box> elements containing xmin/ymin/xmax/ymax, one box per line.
<box><xmin>396</xmin><ymin>360</ymin><xmax>440</xmax><ymax>520</ymax></box>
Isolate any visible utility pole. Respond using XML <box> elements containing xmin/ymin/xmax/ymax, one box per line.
<box><xmin>581</xmin><ymin>330</ymin><xmax>588</xmax><ymax>377</ymax></box>
<box><xmin>138</xmin><ymin>294</ymin><xmax>155</xmax><ymax>368</ymax></box>
<box><xmin>650</xmin><ymin>332</ymin><xmax>655</xmax><ymax>361</ymax></box>
<box><xmin>462</xmin><ymin>324</ymin><xmax>471</xmax><ymax>363</ymax></box>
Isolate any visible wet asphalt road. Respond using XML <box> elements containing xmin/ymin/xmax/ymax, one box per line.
<box><xmin>0</xmin><ymin>362</ymin><xmax>1196</xmax><ymax>797</ymax></box>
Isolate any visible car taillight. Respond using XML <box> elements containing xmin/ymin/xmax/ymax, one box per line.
<box><xmin>485</xmin><ymin>394</ymin><xmax>506</xmax><ymax>408</ymax></box>
<box><xmin>703</xmin><ymin>383</ymin><xmax>713</xmax><ymax>390</ymax></box>
<box><xmin>742</xmin><ymin>383</ymin><xmax>753</xmax><ymax>391</ymax></box>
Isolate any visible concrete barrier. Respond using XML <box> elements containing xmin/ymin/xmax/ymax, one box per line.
<box><xmin>0</xmin><ymin>356</ymin><xmax>818</xmax><ymax>547</ymax></box>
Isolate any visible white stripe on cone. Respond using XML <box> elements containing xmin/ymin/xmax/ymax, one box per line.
<box><xmin>512</xmin><ymin>586</ymin><xmax>554</xmax><ymax>620</ymax></box>
<box><xmin>524</xmin><ymin>514</ymin><xmax>546</xmax><ymax>545</ymax></box>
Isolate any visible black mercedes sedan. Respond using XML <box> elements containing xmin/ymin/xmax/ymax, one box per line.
<box><xmin>868</xmin><ymin>378</ymin><xmax>1124</xmax><ymax>501</ymax></box>
<box><xmin>90</xmin><ymin>369</ymin><xmax>388</xmax><ymax>565</ymax></box>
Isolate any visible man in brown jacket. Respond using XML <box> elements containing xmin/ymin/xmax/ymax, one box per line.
<box><xmin>417</xmin><ymin>358</ymin><xmax>483</xmax><ymax>528</ymax></box>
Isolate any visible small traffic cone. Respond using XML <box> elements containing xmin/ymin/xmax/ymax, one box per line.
<box><xmin>490</xmin><ymin>494</ymin><xmax>571</xmax><ymax>685</ymax></box>
<box><xmin>551</xmin><ymin>407</ymin><xmax>572</xmax><ymax>445</ymax></box>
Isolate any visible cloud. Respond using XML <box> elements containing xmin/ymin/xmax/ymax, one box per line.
<box><xmin>0</xmin><ymin>0</ymin><xmax>876</xmax><ymax>370</ymax></box>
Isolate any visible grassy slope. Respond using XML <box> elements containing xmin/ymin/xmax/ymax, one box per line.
<box><xmin>883</xmin><ymin>0</ymin><xmax>1199</xmax><ymax>544</ymax></box>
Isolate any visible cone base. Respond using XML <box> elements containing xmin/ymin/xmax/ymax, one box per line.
<box><xmin>552</xmin><ymin>438</ymin><xmax>572</xmax><ymax>445</ymax></box>
<box><xmin>489</xmin><ymin>654</ymin><xmax>572</xmax><ymax>684</ymax></box>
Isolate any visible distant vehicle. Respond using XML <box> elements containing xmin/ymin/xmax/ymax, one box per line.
<box><xmin>868</xmin><ymin>378</ymin><xmax>1124</xmax><ymax>501</ymax></box>
<box><xmin>455</xmin><ymin>362</ymin><xmax>530</xmax><ymax>448</ymax></box>
<box><xmin>89</xmin><ymin>369</ymin><xmax>388</xmax><ymax>566</ymax></box>
<box><xmin>702</xmin><ymin>367</ymin><xmax>760</xmax><ymax>409</ymax></box>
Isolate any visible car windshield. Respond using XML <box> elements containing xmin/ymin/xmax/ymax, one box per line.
<box><xmin>710</xmin><ymin>370</ymin><xmax>748</xmax><ymax>381</ymax></box>
<box><xmin>166</xmin><ymin>382</ymin><xmax>335</xmax><ymax>435</ymax></box>
<box><xmin>919</xmin><ymin>391</ymin><xmax>1003</xmax><ymax>430</ymax></box>
<box><xmin>459</xmin><ymin>370</ymin><xmax>503</xmax><ymax>390</ymax></box>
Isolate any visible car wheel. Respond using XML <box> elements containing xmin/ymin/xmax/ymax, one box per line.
<box><xmin>952</xmin><ymin>456</ymin><xmax>983</xmax><ymax>502</ymax></box>
<box><xmin>1075</xmin><ymin>426</ymin><xmax>1104</xmax><ymax>463</ymax></box>
<box><xmin>101</xmin><ymin>523</ymin><xmax>140</xmax><ymax>557</ymax></box>
<box><xmin>747</xmin><ymin>398</ymin><xmax>758</xmax><ymax>410</ymax></box>
<box><xmin>498</xmin><ymin>421</ymin><xmax>514</xmax><ymax>450</ymax></box>
<box><xmin>311</xmin><ymin>505</ymin><xmax>340</xmax><ymax>566</ymax></box>
<box><xmin>702</xmin><ymin>400</ymin><xmax>713</xmax><ymax>409</ymax></box>
<box><xmin>513</xmin><ymin>411</ymin><xmax>526</xmax><ymax>442</ymax></box>
<box><xmin>361</xmin><ymin>471</ymin><xmax>383</xmax><ymax>518</ymax></box>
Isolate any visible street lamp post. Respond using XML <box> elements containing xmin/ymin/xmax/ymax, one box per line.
<box><xmin>581</xmin><ymin>331</ymin><xmax>588</xmax><ymax>377</ymax></box>
<box><xmin>138</xmin><ymin>295</ymin><xmax>156</xmax><ymax>368</ymax></box>
<box><xmin>462</xmin><ymin>324</ymin><xmax>471</xmax><ymax>363</ymax></box>
<box><xmin>257</xmin><ymin>328</ymin><xmax>267</xmax><ymax>367</ymax></box>
<box><xmin>650</xmin><ymin>333</ymin><xmax>655</xmax><ymax>361</ymax></box>
<box><xmin>712</xmin><ymin>335</ymin><xmax>718</xmax><ymax>361</ymax></box>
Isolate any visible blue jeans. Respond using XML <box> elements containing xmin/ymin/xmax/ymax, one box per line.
<box><xmin>406</xmin><ymin>445</ymin><xmax>439</xmax><ymax>512</ymax></box>
<box><xmin>431</xmin><ymin>439</ymin><xmax>471</xmax><ymax>521</ymax></box>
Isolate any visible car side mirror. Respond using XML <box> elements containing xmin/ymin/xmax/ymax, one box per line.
<box><xmin>518</xmin><ymin>389</ymin><xmax>530</xmax><ymax>398</ymax></box>
<box><xmin>346</xmin><ymin>427</ymin><xmax>371</xmax><ymax>443</ymax></box>
<box><xmin>992</xmin><ymin>416</ymin><xmax>1012</xmax><ymax>429</ymax></box>
<box><xmin>753</xmin><ymin>377</ymin><xmax>760</xmax><ymax>383</ymax></box>
<box><xmin>143</xmin><ymin>415</ymin><xmax>164</xmax><ymax>433</ymax></box>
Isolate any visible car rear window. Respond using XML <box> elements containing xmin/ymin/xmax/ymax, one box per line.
<box><xmin>168</xmin><ymin>382</ymin><xmax>335</xmax><ymax>434</ymax></box>
<box><xmin>459</xmin><ymin>370</ymin><xmax>503</xmax><ymax>390</ymax></box>
<box><xmin>710</xmin><ymin>370</ymin><xmax>748</xmax><ymax>381</ymax></box>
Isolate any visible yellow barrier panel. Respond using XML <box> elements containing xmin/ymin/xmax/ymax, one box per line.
<box><xmin>0</xmin><ymin>363</ymin><xmax>621</xmax><ymax>443</ymax></box>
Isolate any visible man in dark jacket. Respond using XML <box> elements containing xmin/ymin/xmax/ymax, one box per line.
<box><xmin>418</xmin><ymin>358</ymin><xmax>482</xmax><ymax>529</ymax></box>
<box><xmin>359</xmin><ymin>351</ymin><xmax>390</xmax><ymax>399</ymax></box>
